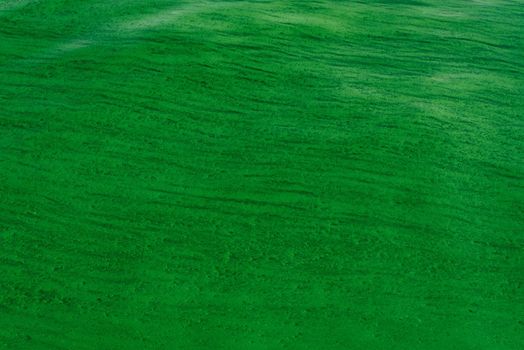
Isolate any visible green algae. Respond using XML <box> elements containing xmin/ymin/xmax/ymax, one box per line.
<box><xmin>1</xmin><ymin>0</ymin><xmax>523</xmax><ymax>349</ymax></box>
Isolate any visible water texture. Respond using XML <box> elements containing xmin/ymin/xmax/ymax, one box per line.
<box><xmin>1</xmin><ymin>0</ymin><xmax>523</xmax><ymax>349</ymax></box>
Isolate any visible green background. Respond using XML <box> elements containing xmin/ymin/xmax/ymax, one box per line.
<box><xmin>1</xmin><ymin>0</ymin><xmax>523</xmax><ymax>348</ymax></box>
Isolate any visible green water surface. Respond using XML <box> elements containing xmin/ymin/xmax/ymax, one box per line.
<box><xmin>1</xmin><ymin>0</ymin><xmax>523</xmax><ymax>349</ymax></box>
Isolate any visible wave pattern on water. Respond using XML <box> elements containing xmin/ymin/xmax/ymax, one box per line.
<box><xmin>1</xmin><ymin>0</ymin><xmax>523</xmax><ymax>349</ymax></box>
